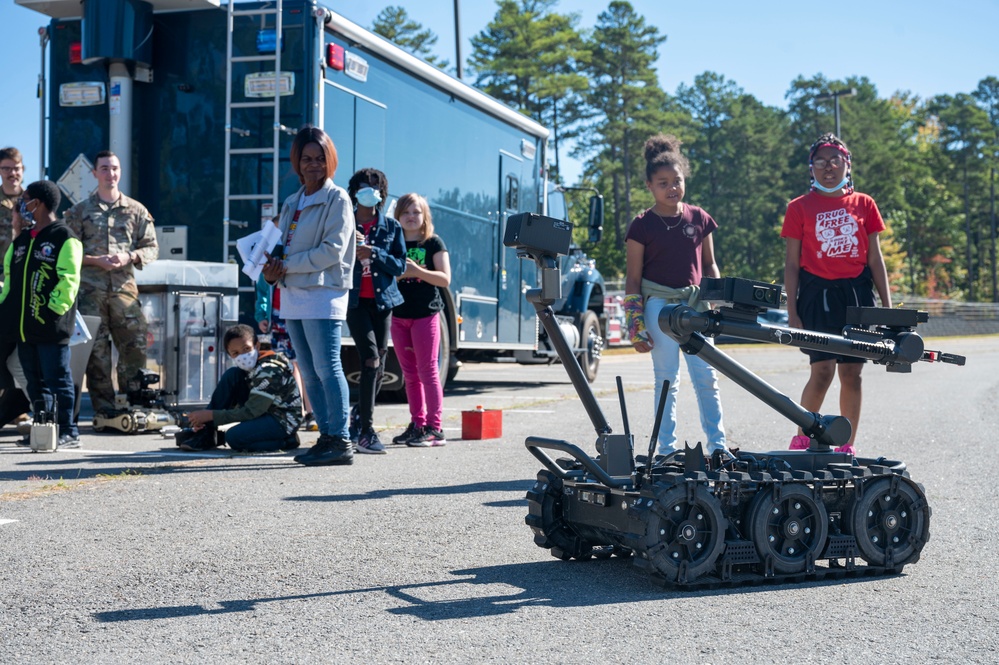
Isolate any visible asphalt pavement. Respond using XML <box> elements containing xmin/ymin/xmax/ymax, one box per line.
<box><xmin>1</xmin><ymin>336</ymin><xmax>997</xmax><ymax>664</ymax></box>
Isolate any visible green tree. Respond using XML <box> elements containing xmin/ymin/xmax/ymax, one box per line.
<box><xmin>572</xmin><ymin>0</ymin><xmax>667</xmax><ymax>266</ymax></box>
<box><xmin>972</xmin><ymin>77</ymin><xmax>999</xmax><ymax>301</ymax></box>
<box><xmin>926</xmin><ymin>92</ymin><xmax>993</xmax><ymax>299</ymax></box>
<box><xmin>468</xmin><ymin>0</ymin><xmax>589</xmax><ymax>181</ymax></box>
<box><xmin>676</xmin><ymin>72</ymin><xmax>793</xmax><ymax>282</ymax></box>
<box><xmin>372</xmin><ymin>6</ymin><xmax>449</xmax><ymax>70</ymax></box>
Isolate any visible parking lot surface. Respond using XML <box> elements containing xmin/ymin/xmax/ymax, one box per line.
<box><xmin>2</xmin><ymin>337</ymin><xmax>997</xmax><ymax>664</ymax></box>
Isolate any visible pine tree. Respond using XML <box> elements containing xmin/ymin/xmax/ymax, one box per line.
<box><xmin>372</xmin><ymin>6</ymin><xmax>449</xmax><ymax>70</ymax></box>
<box><xmin>468</xmin><ymin>0</ymin><xmax>589</xmax><ymax>182</ymax></box>
<box><xmin>572</xmin><ymin>1</ymin><xmax>667</xmax><ymax>257</ymax></box>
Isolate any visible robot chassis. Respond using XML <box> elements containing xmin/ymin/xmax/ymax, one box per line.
<box><xmin>92</xmin><ymin>369</ymin><xmax>179</xmax><ymax>434</ymax></box>
<box><xmin>504</xmin><ymin>213</ymin><xmax>965</xmax><ymax>587</ymax></box>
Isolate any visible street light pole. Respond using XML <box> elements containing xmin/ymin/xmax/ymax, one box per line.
<box><xmin>453</xmin><ymin>0</ymin><xmax>463</xmax><ymax>79</ymax></box>
<box><xmin>816</xmin><ymin>87</ymin><xmax>857</xmax><ymax>137</ymax></box>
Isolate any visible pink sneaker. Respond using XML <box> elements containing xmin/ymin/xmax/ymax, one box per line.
<box><xmin>834</xmin><ymin>444</ymin><xmax>856</xmax><ymax>456</ymax></box>
<box><xmin>789</xmin><ymin>435</ymin><xmax>810</xmax><ymax>450</ymax></box>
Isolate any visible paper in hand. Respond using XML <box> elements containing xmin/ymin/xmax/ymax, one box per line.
<box><xmin>237</xmin><ymin>221</ymin><xmax>282</xmax><ymax>281</ymax></box>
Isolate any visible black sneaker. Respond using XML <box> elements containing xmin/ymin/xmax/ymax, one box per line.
<box><xmin>407</xmin><ymin>426</ymin><xmax>446</xmax><ymax>448</ymax></box>
<box><xmin>176</xmin><ymin>428</ymin><xmax>219</xmax><ymax>452</ymax></box>
<box><xmin>281</xmin><ymin>433</ymin><xmax>301</xmax><ymax>450</ymax></box>
<box><xmin>15</xmin><ymin>435</ymin><xmax>31</xmax><ymax>447</ymax></box>
<box><xmin>295</xmin><ymin>434</ymin><xmax>353</xmax><ymax>466</ymax></box>
<box><xmin>392</xmin><ymin>422</ymin><xmax>421</xmax><ymax>445</ymax></box>
<box><xmin>356</xmin><ymin>428</ymin><xmax>387</xmax><ymax>454</ymax></box>
<box><xmin>57</xmin><ymin>433</ymin><xmax>81</xmax><ymax>449</ymax></box>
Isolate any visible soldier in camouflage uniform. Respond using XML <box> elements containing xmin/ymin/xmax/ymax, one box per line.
<box><xmin>0</xmin><ymin>147</ymin><xmax>32</xmax><ymax>420</ymax></box>
<box><xmin>63</xmin><ymin>151</ymin><xmax>158</xmax><ymax>414</ymax></box>
<box><xmin>177</xmin><ymin>324</ymin><xmax>303</xmax><ymax>452</ymax></box>
<box><xmin>0</xmin><ymin>147</ymin><xmax>26</xmax><ymax>278</ymax></box>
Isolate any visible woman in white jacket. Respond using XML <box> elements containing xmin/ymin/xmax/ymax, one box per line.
<box><xmin>262</xmin><ymin>126</ymin><xmax>356</xmax><ymax>466</ymax></box>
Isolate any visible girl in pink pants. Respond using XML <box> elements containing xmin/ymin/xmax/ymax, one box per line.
<box><xmin>390</xmin><ymin>193</ymin><xmax>451</xmax><ymax>447</ymax></box>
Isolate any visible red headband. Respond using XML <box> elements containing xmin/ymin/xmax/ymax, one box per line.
<box><xmin>812</xmin><ymin>143</ymin><xmax>850</xmax><ymax>158</ymax></box>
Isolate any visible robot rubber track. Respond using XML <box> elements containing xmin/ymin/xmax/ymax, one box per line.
<box><xmin>505</xmin><ymin>213</ymin><xmax>964</xmax><ymax>588</ymax></box>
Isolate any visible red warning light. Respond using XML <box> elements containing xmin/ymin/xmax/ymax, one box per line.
<box><xmin>69</xmin><ymin>41</ymin><xmax>82</xmax><ymax>64</ymax></box>
<box><xmin>326</xmin><ymin>43</ymin><xmax>344</xmax><ymax>71</ymax></box>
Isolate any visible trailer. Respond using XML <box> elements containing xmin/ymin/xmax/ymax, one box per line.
<box><xmin>18</xmin><ymin>0</ymin><xmax>607</xmax><ymax>394</ymax></box>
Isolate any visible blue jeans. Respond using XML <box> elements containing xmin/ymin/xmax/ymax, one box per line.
<box><xmin>645</xmin><ymin>297</ymin><xmax>726</xmax><ymax>454</ymax></box>
<box><xmin>285</xmin><ymin>318</ymin><xmax>349</xmax><ymax>439</ymax></box>
<box><xmin>208</xmin><ymin>367</ymin><xmax>289</xmax><ymax>452</ymax></box>
<box><xmin>18</xmin><ymin>342</ymin><xmax>78</xmax><ymax>438</ymax></box>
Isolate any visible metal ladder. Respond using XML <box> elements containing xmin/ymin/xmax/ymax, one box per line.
<box><xmin>222</xmin><ymin>0</ymin><xmax>284</xmax><ymax>269</ymax></box>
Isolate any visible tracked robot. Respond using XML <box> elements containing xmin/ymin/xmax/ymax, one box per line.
<box><xmin>92</xmin><ymin>369</ymin><xmax>179</xmax><ymax>434</ymax></box>
<box><xmin>504</xmin><ymin>213</ymin><xmax>965</xmax><ymax>587</ymax></box>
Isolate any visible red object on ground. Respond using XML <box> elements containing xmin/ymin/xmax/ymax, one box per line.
<box><xmin>461</xmin><ymin>407</ymin><xmax>502</xmax><ymax>440</ymax></box>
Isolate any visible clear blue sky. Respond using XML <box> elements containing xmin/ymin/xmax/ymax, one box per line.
<box><xmin>3</xmin><ymin>0</ymin><xmax>997</xmax><ymax>184</ymax></box>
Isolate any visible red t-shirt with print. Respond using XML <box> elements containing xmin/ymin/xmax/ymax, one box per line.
<box><xmin>359</xmin><ymin>219</ymin><xmax>376</xmax><ymax>299</ymax></box>
<box><xmin>781</xmin><ymin>190</ymin><xmax>886</xmax><ymax>280</ymax></box>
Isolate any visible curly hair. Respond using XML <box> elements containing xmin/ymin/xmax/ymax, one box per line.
<box><xmin>643</xmin><ymin>133</ymin><xmax>690</xmax><ymax>181</ymax></box>
<box><xmin>347</xmin><ymin>168</ymin><xmax>389</xmax><ymax>211</ymax></box>
<box><xmin>808</xmin><ymin>132</ymin><xmax>853</xmax><ymax>193</ymax></box>
<box><xmin>25</xmin><ymin>180</ymin><xmax>61</xmax><ymax>213</ymax></box>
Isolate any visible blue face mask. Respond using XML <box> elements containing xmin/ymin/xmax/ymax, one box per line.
<box><xmin>812</xmin><ymin>176</ymin><xmax>849</xmax><ymax>193</ymax></box>
<box><xmin>355</xmin><ymin>187</ymin><xmax>382</xmax><ymax>208</ymax></box>
<box><xmin>18</xmin><ymin>199</ymin><xmax>35</xmax><ymax>226</ymax></box>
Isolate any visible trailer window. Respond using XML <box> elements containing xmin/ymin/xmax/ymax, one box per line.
<box><xmin>505</xmin><ymin>175</ymin><xmax>519</xmax><ymax>211</ymax></box>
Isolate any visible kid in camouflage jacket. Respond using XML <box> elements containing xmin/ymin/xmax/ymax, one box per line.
<box><xmin>211</xmin><ymin>349</ymin><xmax>303</xmax><ymax>435</ymax></box>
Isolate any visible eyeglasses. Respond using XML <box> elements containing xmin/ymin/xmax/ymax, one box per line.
<box><xmin>0</xmin><ymin>166</ymin><xmax>24</xmax><ymax>174</ymax></box>
<box><xmin>812</xmin><ymin>156</ymin><xmax>846</xmax><ymax>169</ymax></box>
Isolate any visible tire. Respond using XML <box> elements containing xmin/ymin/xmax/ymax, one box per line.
<box><xmin>847</xmin><ymin>476</ymin><xmax>930</xmax><ymax>568</ymax></box>
<box><xmin>574</xmin><ymin>310</ymin><xmax>603</xmax><ymax>383</ymax></box>
<box><xmin>642</xmin><ymin>483</ymin><xmax>727</xmax><ymax>583</ymax></box>
<box><xmin>525</xmin><ymin>470</ymin><xmax>595</xmax><ymax>561</ymax></box>
<box><xmin>749</xmin><ymin>484</ymin><xmax>829</xmax><ymax>574</ymax></box>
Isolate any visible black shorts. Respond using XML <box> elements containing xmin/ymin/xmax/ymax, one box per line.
<box><xmin>796</xmin><ymin>268</ymin><xmax>876</xmax><ymax>365</ymax></box>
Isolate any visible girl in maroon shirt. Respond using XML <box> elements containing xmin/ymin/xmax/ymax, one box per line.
<box><xmin>624</xmin><ymin>134</ymin><xmax>727</xmax><ymax>457</ymax></box>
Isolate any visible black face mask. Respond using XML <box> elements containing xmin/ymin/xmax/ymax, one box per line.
<box><xmin>18</xmin><ymin>199</ymin><xmax>36</xmax><ymax>227</ymax></box>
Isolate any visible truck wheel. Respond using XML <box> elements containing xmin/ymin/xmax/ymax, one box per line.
<box><xmin>575</xmin><ymin>310</ymin><xmax>603</xmax><ymax>383</ymax></box>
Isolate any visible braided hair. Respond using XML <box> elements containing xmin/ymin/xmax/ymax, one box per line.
<box><xmin>808</xmin><ymin>133</ymin><xmax>853</xmax><ymax>194</ymax></box>
<box><xmin>644</xmin><ymin>134</ymin><xmax>690</xmax><ymax>181</ymax></box>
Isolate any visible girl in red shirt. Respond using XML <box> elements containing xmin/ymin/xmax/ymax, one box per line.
<box><xmin>781</xmin><ymin>133</ymin><xmax>892</xmax><ymax>456</ymax></box>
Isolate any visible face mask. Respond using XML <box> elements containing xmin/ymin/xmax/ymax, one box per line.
<box><xmin>812</xmin><ymin>176</ymin><xmax>849</xmax><ymax>193</ymax></box>
<box><xmin>355</xmin><ymin>187</ymin><xmax>382</xmax><ymax>208</ymax></box>
<box><xmin>233</xmin><ymin>348</ymin><xmax>259</xmax><ymax>371</ymax></box>
<box><xmin>18</xmin><ymin>199</ymin><xmax>35</xmax><ymax>226</ymax></box>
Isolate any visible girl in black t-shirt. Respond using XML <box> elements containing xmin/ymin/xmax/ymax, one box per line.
<box><xmin>390</xmin><ymin>193</ymin><xmax>451</xmax><ymax>447</ymax></box>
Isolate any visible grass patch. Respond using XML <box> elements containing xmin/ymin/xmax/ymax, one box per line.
<box><xmin>1</xmin><ymin>468</ymin><xmax>144</xmax><ymax>502</ymax></box>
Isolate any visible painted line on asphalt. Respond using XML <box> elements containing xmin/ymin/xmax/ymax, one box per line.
<box><xmin>0</xmin><ymin>519</ymin><xmax>18</xmax><ymax>526</ymax></box>
<box><xmin>19</xmin><ymin>448</ymin><xmax>297</xmax><ymax>460</ymax></box>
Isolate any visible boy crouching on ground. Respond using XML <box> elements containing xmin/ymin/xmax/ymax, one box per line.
<box><xmin>176</xmin><ymin>324</ymin><xmax>303</xmax><ymax>452</ymax></box>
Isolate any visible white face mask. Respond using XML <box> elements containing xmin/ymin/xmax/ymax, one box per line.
<box><xmin>233</xmin><ymin>348</ymin><xmax>259</xmax><ymax>371</ymax></box>
<box><xmin>355</xmin><ymin>186</ymin><xmax>382</xmax><ymax>208</ymax></box>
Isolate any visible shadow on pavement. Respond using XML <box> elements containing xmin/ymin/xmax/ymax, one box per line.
<box><xmin>91</xmin><ymin>559</ymin><xmax>889</xmax><ymax>624</ymax></box>
<box><xmin>285</xmin><ymin>478</ymin><xmax>533</xmax><ymax>503</ymax></box>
